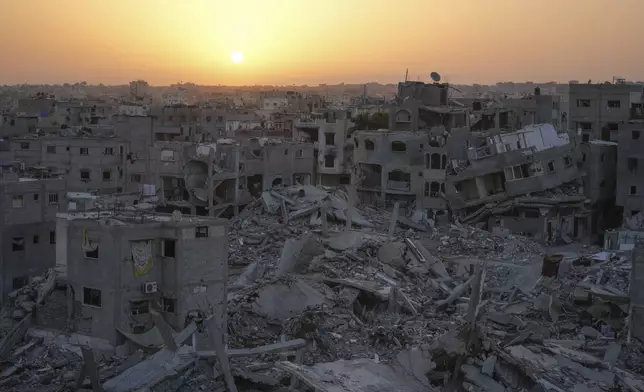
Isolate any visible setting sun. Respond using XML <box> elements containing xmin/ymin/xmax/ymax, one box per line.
<box><xmin>230</xmin><ymin>51</ymin><xmax>244</xmax><ymax>64</ymax></box>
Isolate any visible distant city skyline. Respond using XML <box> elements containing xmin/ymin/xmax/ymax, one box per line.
<box><xmin>2</xmin><ymin>0</ymin><xmax>643</xmax><ymax>86</ymax></box>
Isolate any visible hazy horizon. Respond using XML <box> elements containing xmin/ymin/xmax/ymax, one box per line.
<box><xmin>2</xmin><ymin>0</ymin><xmax>643</xmax><ymax>86</ymax></box>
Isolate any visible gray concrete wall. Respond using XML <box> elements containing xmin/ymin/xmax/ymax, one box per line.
<box><xmin>579</xmin><ymin>141</ymin><xmax>617</xmax><ymax>204</ymax></box>
<box><xmin>66</xmin><ymin>216</ymin><xmax>228</xmax><ymax>346</ymax></box>
<box><xmin>0</xmin><ymin>178</ymin><xmax>64</xmax><ymax>298</ymax></box>
<box><xmin>631</xmin><ymin>243</ymin><xmax>644</xmax><ymax>342</ymax></box>
<box><xmin>569</xmin><ymin>83</ymin><xmax>640</xmax><ymax>140</ymax></box>
<box><xmin>616</xmin><ymin>121</ymin><xmax>644</xmax><ymax>216</ymax></box>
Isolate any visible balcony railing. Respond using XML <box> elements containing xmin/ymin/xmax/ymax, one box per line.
<box><xmin>387</xmin><ymin>180</ymin><xmax>411</xmax><ymax>191</ymax></box>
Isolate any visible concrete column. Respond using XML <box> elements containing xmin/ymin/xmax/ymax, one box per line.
<box><xmin>474</xmin><ymin>177</ymin><xmax>488</xmax><ymax>198</ymax></box>
<box><xmin>388</xmin><ymin>202</ymin><xmax>400</xmax><ymax>241</ymax></box>
<box><xmin>234</xmin><ymin>144</ymin><xmax>240</xmax><ymax>216</ymax></box>
<box><xmin>207</xmin><ymin>159</ymin><xmax>213</xmax><ymax>217</ymax></box>
<box><xmin>345</xmin><ymin>184</ymin><xmax>355</xmax><ymax>231</ymax></box>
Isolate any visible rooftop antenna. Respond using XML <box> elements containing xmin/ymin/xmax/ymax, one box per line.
<box><xmin>404</xmin><ymin>69</ymin><xmax>409</xmax><ymax>82</ymax></box>
<box><xmin>430</xmin><ymin>72</ymin><xmax>441</xmax><ymax>84</ymax></box>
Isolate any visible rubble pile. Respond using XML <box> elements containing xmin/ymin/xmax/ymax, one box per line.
<box><xmin>1</xmin><ymin>185</ymin><xmax>643</xmax><ymax>391</ymax></box>
<box><xmin>221</xmin><ymin>185</ymin><xmax>644</xmax><ymax>390</ymax></box>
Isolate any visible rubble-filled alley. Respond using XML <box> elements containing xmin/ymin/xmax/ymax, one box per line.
<box><xmin>1</xmin><ymin>185</ymin><xmax>644</xmax><ymax>392</ymax></box>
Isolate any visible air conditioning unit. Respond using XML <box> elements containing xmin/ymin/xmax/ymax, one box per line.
<box><xmin>142</xmin><ymin>281</ymin><xmax>158</xmax><ymax>294</ymax></box>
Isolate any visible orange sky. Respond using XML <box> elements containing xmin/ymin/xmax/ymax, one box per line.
<box><xmin>1</xmin><ymin>0</ymin><xmax>643</xmax><ymax>85</ymax></box>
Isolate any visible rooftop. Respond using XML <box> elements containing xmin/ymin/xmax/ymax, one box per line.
<box><xmin>58</xmin><ymin>209</ymin><xmax>227</xmax><ymax>227</ymax></box>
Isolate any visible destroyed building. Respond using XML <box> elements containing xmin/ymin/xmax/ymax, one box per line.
<box><xmin>179</xmin><ymin>138</ymin><xmax>315</xmax><ymax>217</ymax></box>
<box><xmin>352</xmin><ymin>130</ymin><xmax>447</xmax><ymax>213</ymax></box>
<box><xmin>56</xmin><ymin>210</ymin><xmax>228</xmax><ymax>347</ymax></box>
<box><xmin>0</xmin><ymin>164</ymin><xmax>65</xmax><ymax>299</ymax></box>
<box><xmin>293</xmin><ymin>110</ymin><xmax>354</xmax><ymax>186</ymax></box>
<box><xmin>446</xmin><ymin>123</ymin><xmax>586</xmax><ymax>243</ymax></box>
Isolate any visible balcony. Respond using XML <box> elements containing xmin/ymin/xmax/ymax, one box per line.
<box><xmin>468</xmin><ymin>145</ymin><xmax>495</xmax><ymax>160</ymax></box>
<box><xmin>387</xmin><ymin>180</ymin><xmax>411</xmax><ymax>192</ymax></box>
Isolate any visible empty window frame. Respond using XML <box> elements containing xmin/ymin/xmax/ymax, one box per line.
<box><xmin>391</xmin><ymin>141</ymin><xmax>406</xmax><ymax>152</ymax></box>
<box><xmin>547</xmin><ymin>161</ymin><xmax>555</xmax><ymax>173</ymax></box>
<box><xmin>196</xmin><ymin>226</ymin><xmax>209</xmax><ymax>238</ymax></box>
<box><xmin>12</xmin><ymin>195</ymin><xmax>24</xmax><ymax>208</ymax></box>
<box><xmin>162</xmin><ymin>239</ymin><xmax>176</xmax><ymax>258</ymax></box>
<box><xmin>160</xmin><ymin>149</ymin><xmax>176</xmax><ymax>161</ymax></box>
<box><xmin>83</xmin><ymin>287</ymin><xmax>102</xmax><ymax>307</ymax></box>
<box><xmin>48</xmin><ymin>192</ymin><xmax>59</xmax><ymax>204</ymax></box>
<box><xmin>12</xmin><ymin>237</ymin><xmax>24</xmax><ymax>251</ymax></box>
<box><xmin>576</xmin><ymin>99</ymin><xmax>591</xmax><ymax>108</ymax></box>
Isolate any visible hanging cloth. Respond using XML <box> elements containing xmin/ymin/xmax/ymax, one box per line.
<box><xmin>131</xmin><ymin>240</ymin><xmax>153</xmax><ymax>277</ymax></box>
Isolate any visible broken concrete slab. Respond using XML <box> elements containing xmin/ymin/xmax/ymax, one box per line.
<box><xmin>378</xmin><ymin>242</ymin><xmax>405</xmax><ymax>268</ymax></box>
<box><xmin>326</xmin><ymin>230</ymin><xmax>365</xmax><ymax>252</ymax></box>
<box><xmin>461</xmin><ymin>364</ymin><xmax>505</xmax><ymax>392</ymax></box>
<box><xmin>603</xmin><ymin>343</ymin><xmax>621</xmax><ymax>365</ymax></box>
<box><xmin>277</xmin><ymin>358</ymin><xmax>433</xmax><ymax>392</ymax></box>
<box><xmin>481</xmin><ymin>355</ymin><xmax>496</xmax><ymax>377</ymax></box>
<box><xmin>252</xmin><ymin>279</ymin><xmax>329</xmax><ymax>320</ymax></box>
<box><xmin>580</xmin><ymin>326</ymin><xmax>601</xmax><ymax>339</ymax></box>
<box><xmin>103</xmin><ymin>345</ymin><xmax>195</xmax><ymax>392</ymax></box>
<box><xmin>276</xmin><ymin>234</ymin><xmax>324</xmax><ymax>276</ymax></box>
<box><xmin>396</xmin><ymin>346</ymin><xmax>434</xmax><ymax>385</ymax></box>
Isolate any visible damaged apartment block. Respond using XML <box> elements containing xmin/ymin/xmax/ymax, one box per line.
<box><xmin>446</xmin><ymin>123</ymin><xmax>586</xmax><ymax>243</ymax></box>
<box><xmin>55</xmin><ymin>209</ymin><xmax>228</xmax><ymax>349</ymax></box>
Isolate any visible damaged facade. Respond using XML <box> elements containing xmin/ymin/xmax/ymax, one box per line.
<box><xmin>446</xmin><ymin>124</ymin><xmax>586</xmax><ymax>243</ymax></box>
<box><xmin>59</xmin><ymin>210</ymin><xmax>228</xmax><ymax>347</ymax></box>
<box><xmin>293</xmin><ymin>110</ymin><xmax>354</xmax><ymax>186</ymax></box>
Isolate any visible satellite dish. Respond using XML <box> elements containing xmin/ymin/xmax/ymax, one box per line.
<box><xmin>430</xmin><ymin>72</ymin><xmax>441</xmax><ymax>82</ymax></box>
<box><xmin>172</xmin><ymin>210</ymin><xmax>183</xmax><ymax>222</ymax></box>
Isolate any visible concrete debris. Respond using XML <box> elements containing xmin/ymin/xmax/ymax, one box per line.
<box><xmin>2</xmin><ymin>184</ymin><xmax>644</xmax><ymax>391</ymax></box>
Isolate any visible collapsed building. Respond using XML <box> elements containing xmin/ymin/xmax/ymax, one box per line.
<box><xmin>446</xmin><ymin>123</ymin><xmax>586</xmax><ymax>243</ymax></box>
<box><xmin>178</xmin><ymin>138</ymin><xmax>315</xmax><ymax>217</ymax></box>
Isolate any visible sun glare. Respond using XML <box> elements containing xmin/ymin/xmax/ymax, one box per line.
<box><xmin>230</xmin><ymin>51</ymin><xmax>244</xmax><ymax>64</ymax></box>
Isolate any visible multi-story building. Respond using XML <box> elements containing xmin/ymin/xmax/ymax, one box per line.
<box><xmin>446</xmin><ymin>124</ymin><xmax>585</xmax><ymax>243</ymax></box>
<box><xmin>181</xmin><ymin>139</ymin><xmax>315</xmax><ymax>217</ymax></box>
<box><xmin>353</xmin><ymin>130</ymin><xmax>432</xmax><ymax>208</ymax></box>
<box><xmin>579</xmin><ymin>139</ymin><xmax>620</xmax><ymax>241</ymax></box>
<box><xmin>294</xmin><ymin>110</ymin><xmax>354</xmax><ymax>186</ymax></box>
<box><xmin>60</xmin><ymin>209</ymin><xmax>228</xmax><ymax>347</ymax></box>
<box><xmin>11</xmin><ymin>134</ymin><xmax>129</xmax><ymax>194</ymax></box>
<box><xmin>505</xmin><ymin>88</ymin><xmax>562</xmax><ymax>130</ymax></box>
<box><xmin>569</xmin><ymin>81</ymin><xmax>642</xmax><ymax>141</ymax></box>
<box><xmin>0</xmin><ymin>165</ymin><xmax>65</xmax><ymax>298</ymax></box>
<box><xmin>616</xmin><ymin>121</ymin><xmax>644</xmax><ymax>219</ymax></box>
